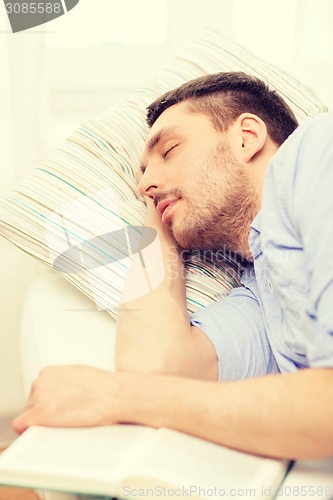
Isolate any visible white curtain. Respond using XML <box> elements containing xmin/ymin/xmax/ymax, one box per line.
<box><xmin>0</xmin><ymin>20</ymin><xmax>14</xmax><ymax>196</ymax></box>
<box><xmin>292</xmin><ymin>0</ymin><xmax>333</xmax><ymax>111</ymax></box>
<box><xmin>0</xmin><ymin>13</ymin><xmax>47</xmax><ymax>415</ymax></box>
<box><xmin>9</xmin><ymin>33</ymin><xmax>47</xmax><ymax>181</ymax></box>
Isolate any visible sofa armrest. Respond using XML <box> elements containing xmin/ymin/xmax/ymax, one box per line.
<box><xmin>19</xmin><ymin>273</ymin><xmax>116</xmax><ymax>398</ymax></box>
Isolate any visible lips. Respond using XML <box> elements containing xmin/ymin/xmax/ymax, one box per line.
<box><xmin>156</xmin><ymin>198</ymin><xmax>180</xmax><ymax>224</ymax></box>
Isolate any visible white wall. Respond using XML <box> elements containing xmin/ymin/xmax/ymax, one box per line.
<box><xmin>1</xmin><ymin>0</ymin><xmax>333</xmax><ymax>417</ymax></box>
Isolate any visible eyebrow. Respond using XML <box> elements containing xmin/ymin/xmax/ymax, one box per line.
<box><xmin>139</xmin><ymin>126</ymin><xmax>181</xmax><ymax>173</ymax></box>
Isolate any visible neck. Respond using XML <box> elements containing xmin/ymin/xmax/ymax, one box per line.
<box><xmin>253</xmin><ymin>141</ymin><xmax>278</xmax><ymax>206</ymax></box>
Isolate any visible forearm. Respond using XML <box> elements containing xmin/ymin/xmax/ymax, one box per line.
<box><xmin>116</xmin><ymin>214</ymin><xmax>189</xmax><ymax>371</ymax></box>
<box><xmin>116</xmin><ymin>205</ymin><xmax>217</xmax><ymax>379</ymax></box>
<box><xmin>124</xmin><ymin>368</ymin><xmax>333</xmax><ymax>459</ymax></box>
<box><xmin>13</xmin><ymin>365</ymin><xmax>333</xmax><ymax>459</ymax></box>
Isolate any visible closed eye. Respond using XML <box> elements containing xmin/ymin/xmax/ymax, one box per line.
<box><xmin>163</xmin><ymin>144</ymin><xmax>179</xmax><ymax>159</ymax></box>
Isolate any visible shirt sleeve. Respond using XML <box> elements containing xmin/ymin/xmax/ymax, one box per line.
<box><xmin>289</xmin><ymin>114</ymin><xmax>333</xmax><ymax>368</ymax></box>
<box><xmin>190</xmin><ymin>272</ymin><xmax>279</xmax><ymax>380</ymax></box>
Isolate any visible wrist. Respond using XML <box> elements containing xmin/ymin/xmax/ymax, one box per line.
<box><xmin>144</xmin><ymin>202</ymin><xmax>180</xmax><ymax>249</ymax></box>
<box><xmin>114</xmin><ymin>371</ymin><xmax>182</xmax><ymax>428</ymax></box>
<box><xmin>144</xmin><ymin>201</ymin><xmax>163</xmax><ymax>226</ymax></box>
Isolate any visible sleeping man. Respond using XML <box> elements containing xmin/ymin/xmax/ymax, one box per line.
<box><xmin>13</xmin><ymin>72</ymin><xmax>333</xmax><ymax>459</ymax></box>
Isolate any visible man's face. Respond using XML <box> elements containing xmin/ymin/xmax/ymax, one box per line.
<box><xmin>138</xmin><ymin>102</ymin><xmax>258</xmax><ymax>255</ymax></box>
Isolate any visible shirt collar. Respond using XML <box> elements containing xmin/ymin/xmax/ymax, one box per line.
<box><xmin>250</xmin><ymin>211</ymin><xmax>261</xmax><ymax>233</ymax></box>
<box><xmin>248</xmin><ymin>211</ymin><xmax>262</xmax><ymax>258</ymax></box>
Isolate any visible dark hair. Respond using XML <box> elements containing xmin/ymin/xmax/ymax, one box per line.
<box><xmin>146</xmin><ymin>72</ymin><xmax>298</xmax><ymax>146</ymax></box>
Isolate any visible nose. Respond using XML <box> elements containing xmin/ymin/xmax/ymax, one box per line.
<box><xmin>137</xmin><ymin>173</ymin><xmax>156</xmax><ymax>199</ymax></box>
<box><xmin>138</xmin><ymin>164</ymin><xmax>164</xmax><ymax>199</ymax></box>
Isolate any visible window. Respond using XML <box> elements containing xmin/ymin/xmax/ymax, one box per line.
<box><xmin>46</xmin><ymin>0</ymin><xmax>168</xmax><ymax>48</ymax></box>
<box><xmin>45</xmin><ymin>0</ymin><xmax>175</xmax><ymax>118</ymax></box>
<box><xmin>43</xmin><ymin>0</ymin><xmax>333</xmax><ymax>122</ymax></box>
<box><xmin>44</xmin><ymin>0</ymin><xmax>235</xmax><ymax>100</ymax></box>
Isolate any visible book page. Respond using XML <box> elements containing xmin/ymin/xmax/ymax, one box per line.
<box><xmin>0</xmin><ymin>425</ymin><xmax>155</xmax><ymax>496</ymax></box>
<box><xmin>277</xmin><ymin>458</ymin><xmax>333</xmax><ymax>499</ymax></box>
<box><xmin>122</xmin><ymin>428</ymin><xmax>288</xmax><ymax>499</ymax></box>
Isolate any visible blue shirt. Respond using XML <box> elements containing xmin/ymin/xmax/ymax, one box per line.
<box><xmin>190</xmin><ymin>113</ymin><xmax>333</xmax><ymax>380</ymax></box>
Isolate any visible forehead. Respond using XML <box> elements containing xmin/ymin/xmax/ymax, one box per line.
<box><xmin>147</xmin><ymin>101</ymin><xmax>210</xmax><ymax>138</ymax></box>
<box><xmin>141</xmin><ymin>102</ymin><xmax>216</xmax><ymax>160</ymax></box>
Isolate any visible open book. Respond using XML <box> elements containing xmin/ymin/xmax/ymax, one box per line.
<box><xmin>0</xmin><ymin>425</ymin><xmax>290</xmax><ymax>498</ymax></box>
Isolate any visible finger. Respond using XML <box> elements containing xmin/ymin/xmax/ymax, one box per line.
<box><xmin>12</xmin><ymin>409</ymin><xmax>37</xmax><ymax>435</ymax></box>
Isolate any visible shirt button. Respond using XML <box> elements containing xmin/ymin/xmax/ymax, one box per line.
<box><xmin>267</xmin><ymin>281</ymin><xmax>274</xmax><ymax>293</ymax></box>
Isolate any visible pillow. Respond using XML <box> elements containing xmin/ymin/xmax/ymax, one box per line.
<box><xmin>0</xmin><ymin>28</ymin><xmax>327</xmax><ymax>319</ymax></box>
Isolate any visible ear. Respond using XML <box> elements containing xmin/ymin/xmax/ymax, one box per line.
<box><xmin>233</xmin><ymin>113</ymin><xmax>268</xmax><ymax>163</ymax></box>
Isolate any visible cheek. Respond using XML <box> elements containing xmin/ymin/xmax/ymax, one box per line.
<box><xmin>181</xmin><ymin>152</ymin><xmax>208</xmax><ymax>182</ymax></box>
<box><xmin>173</xmin><ymin>150</ymin><xmax>218</xmax><ymax>197</ymax></box>
<box><xmin>169</xmin><ymin>154</ymin><xmax>193</xmax><ymax>187</ymax></box>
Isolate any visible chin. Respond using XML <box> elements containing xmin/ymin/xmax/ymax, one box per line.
<box><xmin>172</xmin><ymin>231</ymin><xmax>196</xmax><ymax>250</ymax></box>
<box><xmin>173</xmin><ymin>231</ymin><xmax>218</xmax><ymax>251</ymax></box>
<box><xmin>173</xmin><ymin>229</ymin><xmax>242</xmax><ymax>255</ymax></box>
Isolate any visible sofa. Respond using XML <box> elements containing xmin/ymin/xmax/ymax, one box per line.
<box><xmin>20</xmin><ymin>272</ymin><xmax>116</xmax><ymax>401</ymax></box>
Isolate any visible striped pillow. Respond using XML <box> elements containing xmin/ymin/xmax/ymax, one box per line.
<box><xmin>0</xmin><ymin>28</ymin><xmax>327</xmax><ymax>319</ymax></box>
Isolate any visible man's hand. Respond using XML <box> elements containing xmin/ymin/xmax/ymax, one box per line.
<box><xmin>12</xmin><ymin>366</ymin><xmax>128</xmax><ymax>434</ymax></box>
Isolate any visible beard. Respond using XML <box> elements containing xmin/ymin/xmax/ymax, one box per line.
<box><xmin>162</xmin><ymin>142</ymin><xmax>259</xmax><ymax>257</ymax></box>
